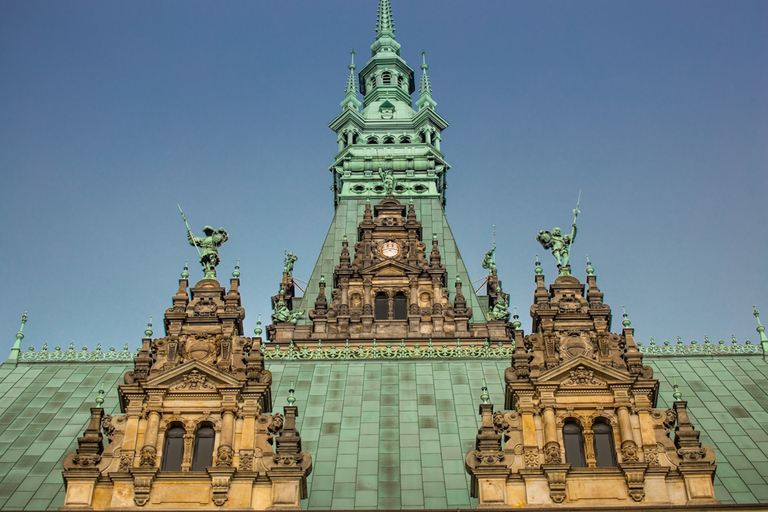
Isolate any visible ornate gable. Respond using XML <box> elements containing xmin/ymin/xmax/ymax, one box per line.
<box><xmin>467</xmin><ymin>269</ymin><xmax>717</xmax><ymax>508</ymax></box>
<box><xmin>63</xmin><ymin>269</ymin><xmax>312</xmax><ymax>510</ymax></box>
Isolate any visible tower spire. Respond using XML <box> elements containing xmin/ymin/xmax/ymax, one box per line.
<box><xmin>416</xmin><ymin>50</ymin><xmax>437</xmax><ymax>110</ymax></box>
<box><xmin>371</xmin><ymin>0</ymin><xmax>401</xmax><ymax>56</ymax></box>
<box><xmin>341</xmin><ymin>49</ymin><xmax>361</xmax><ymax>111</ymax></box>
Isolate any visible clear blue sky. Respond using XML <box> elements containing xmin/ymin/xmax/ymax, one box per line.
<box><xmin>1</xmin><ymin>0</ymin><xmax>766</xmax><ymax>355</ymax></box>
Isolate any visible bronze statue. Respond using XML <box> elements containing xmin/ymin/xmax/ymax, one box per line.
<box><xmin>536</xmin><ymin>194</ymin><xmax>580</xmax><ymax>273</ymax></box>
<box><xmin>179</xmin><ymin>203</ymin><xmax>228</xmax><ymax>279</ymax></box>
<box><xmin>377</xmin><ymin>167</ymin><xmax>396</xmax><ymax>196</ymax></box>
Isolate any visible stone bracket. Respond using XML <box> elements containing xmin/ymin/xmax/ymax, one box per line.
<box><xmin>620</xmin><ymin>462</ymin><xmax>648</xmax><ymax>502</ymax></box>
<box><xmin>542</xmin><ymin>463</ymin><xmax>570</xmax><ymax>503</ymax></box>
<box><xmin>129</xmin><ymin>467</ymin><xmax>158</xmax><ymax>507</ymax></box>
<box><xmin>207</xmin><ymin>466</ymin><xmax>236</xmax><ymax>506</ymax></box>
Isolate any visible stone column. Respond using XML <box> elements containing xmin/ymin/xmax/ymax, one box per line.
<box><xmin>541</xmin><ymin>404</ymin><xmax>561</xmax><ymax>464</ymax></box>
<box><xmin>217</xmin><ymin>404</ymin><xmax>237</xmax><ymax>467</ymax></box>
<box><xmin>140</xmin><ymin>409</ymin><xmax>161</xmax><ymax>467</ymax></box>
<box><xmin>616</xmin><ymin>404</ymin><xmax>639</xmax><ymax>462</ymax></box>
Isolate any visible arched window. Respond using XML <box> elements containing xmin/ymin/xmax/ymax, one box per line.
<box><xmin>374</xmin><ymin>294</ymin><xmax>388</xmax><ymax>320</ymax></box>
<box><xmin>393</xmin><ymin>293</ymin><xmax>407</xmax><ymax>319</ymax></box>
<box><xmin>419</xmin><ymin>132</ymin><xmax>427</xmax><ymax>143</ymax></box>
<box><xmin>397</xmin><ymin>75</ymin><xmax>404</xmax><ymax>88</ymax></box>
<box><xmin>161</xmin><ymin>426</ymin><xmax>185</xmax><ymax>471</ymax></box>
<box><xmin>191</xmin><ymin>426</ymin><xmax>215</xmax><ymax>471</ymax></box>
<box><xmin>563</xmin><ymin>421</ymin><xmax>586</xmax><ymax>468</ymax></box>
<box><xmin>367</xmin><ymin>136</ymin><xmax>378</xmax><ymax>145</ymax></box>
<box><xmin>592</xmin><ymin>421</ymin><xmax>617</xmax><ymax>467</ymax></box>
<box><xmin>400</xmin><ymin>135</ymin><xmax>411</xmax><ymax>143</ymax></box>
<box><xmin>382</xmin><ymin>72</ymin><xmax>392</xmax><ymax>85</ymax></box>
<box><xmin>351</xmin><ymin>132</ymin><xmax>359</xmax><ymax>145</ymax></box>
<box><xmin>383</xmin><ymin>136</ymin><xmax>395</xmax><ymax>145</ymax></box>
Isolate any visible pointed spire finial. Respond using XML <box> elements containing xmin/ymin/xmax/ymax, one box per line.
<box><xmin>341</xmin><ymin>49</ymin><xmax>362</xmax><ymax>110</ymax></box>
<box><xmin>376</xmin><ymin>0</ymin><xmax>395</xmax><ymax>39</ymax></box>
<box><xmin>512</xmin><ymin>307</ymin><xmax>521</xmax><ymax>330</ymax></box>
<box><xmin>586</xmin><ymin>254</ymin><xmax>594</xmax><ymax>275</ymax></box>
<box><xmin>416</xmin><ymin>49</ymin><xmax>437</xmax><ymax>110</ymax></box>
<box><xmin>755</xmin><ymin>305</ymin><xmax>768</xmax><ymax>343</ymax></box>
<box><xmin>181</xmin><ymin>260</ymin><xmax>189</xmax><ymax>279</ymax></box>
<box><xmin>672</xmin><ymin>384</ymin><xmax>683</xmax><ymax>401</ymax></box>
<box><xmin>95</xmin><ymin>385</ymin><xmax>105</xmax><ymax>407</ymax></box>
<box><xmin>535</xmin><ymin>255</ymin><xmax>543</xmax><ymax>275</ymax></box>
<box><xmin>9</xmin><ymin>311</ymin><xmax>28</xmax><ymax>362</ymax></box>
<box><xmin>144</xmin><ymin>316</ymin><xmax>153</xmax><ymax>338</ymax></box>
<box><xmin>622</xmin><ymin>305</ymin><xmax>631</xmax><ymax>328</ymax></box>
<box><xmin>254</xmin><ymin>314</ymin><xmax>263</xmax><ymax>337</ymax></box>
<box><xmin>232</xmin><ymin>259</ymin><xmax>241</xmax><ymax>278</ymax></box>
<box><xmin>371</xmin><ymin>0</ymin><xmax>401</xmax><ymax>56</ymax></box>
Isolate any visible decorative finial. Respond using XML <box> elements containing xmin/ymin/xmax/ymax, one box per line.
<box><xmin>320</xmin><ymin>274</ymin><xmax>326</xmax><ymax>284</ymax></box>
<box><xmin>534</xmin><ymin>255</ymin><xmax>543</xmax><ymax>275</ymax></box>
<box><xmin>95</xmin><ymin>385</ymin><xmax>105</xmax><ymax>407</ymax></box>
<box><xmin>343</xmin><ymin>234</ymin><xmax>348</xmax><ymax>243</ymax></box>
<box><xmin>586</xmin><ymin>255</ymin><xmax>594</xmax><ymax>275</ymax></box>
<box><xmin>755</xmin><ymin>305</ymin><xmax>768</xmax><ymax>343</ymax></box>
<box><xmin>287</xmin><ymin>382</ymin><xmax>296</xmax><ymax>405</ymax></box>
<box><xmin>15</xmin><ymin>311</ymin><xmax>28</xmax><ymax>342</ymax></box>
<box><xmin>416</xmin><ymin>49</ymin><xmax>437</xmax><ymax>110</ymax></box>
<box><xmin>254</xmin><ymin>314</ymin><xmax>263</xmax><ymax>337</ymax></box>
<box><xmin>341</xmin><ymin>49</ymin><xmax>361</xmax><ymax>110</ymax></box>
<box><xmin>181</xmin><ymin>260</ymin><xmax>189</xmax><ymax>279</ymax></box>
<box><xmin>512</xmin><ymin>307</ymin><xmax>521</xmax><ymax>330</ymax></box>
<box><xmin>672</xmin><ymin>384</ymin><xmax>683</xmax><ymax>401</ymax></box>
<box><xmin>232</xmin><ymin>259</ymin><xmax>241</xmax><ymax>278</ymax></box>
<box><xmin>144</xmin><ymin>316</ymin><xmax>153</xmax><ymax>338</ymax></box>
<box><xmin>480</xmin><ymin>385</ymin><xmax>490</xmax><ymax>404</ymax></box>
<box><xmin>432</xmin><ymin>233</ymin><xmax>438</xmax><ymax>241</ymax></box>
<box><xmin>455</xmin><ymin>275</ymin><xmax>461</xmax><ymax>284</ymax></box>
<box><xmin>622</xmin><ymin>305</ymin><xmax>631</xmax><ymax>328</ymax></box>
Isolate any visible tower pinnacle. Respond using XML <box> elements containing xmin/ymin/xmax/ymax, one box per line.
<box><xmin>371</xmin><ymin>0</ymin><xmax>401</xmax><ymax>56</ymax></box>
<box><xmin>341</xmin><ymin>49</ymin><xmax>361</xmax><ymax>111</ymax></box>
<box><xmin>416</xmin><ymin>50</ymin><xmax>437</xmax><ymax>111</ymax></box>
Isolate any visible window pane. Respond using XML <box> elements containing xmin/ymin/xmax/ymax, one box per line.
<box><xmin>375</xmin><ymin>294</ymin><xmax>388</xmax><ymax>320</ymax></box>
<box><xmin>563</xmin><ymin>422</ymin><xmax>586</xmax><ymax>468</ymax></box>
<box><xmin>593</xmin><ymin>422</ymin><xmax>617</xmax><ymax>467</ymax></box>
<box><xmin>161</xmin><ymin>426</ymin><xmax>185</xmax><ymax>471</ymax></box>
<box><xmin>393</xmin><ymin>294</ymin><xmax>407</xmax><ymax>319</ymax></box>
<box><xmin>192</xmin><ymin>427</ymin><xmax>215</xmax><ymax>471</ymax></box>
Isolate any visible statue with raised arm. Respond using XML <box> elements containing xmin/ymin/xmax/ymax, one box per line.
<box><xmin>482</xmin><ymin>246</ymin><xmax>496</xmax><ymax>272</ymax></box>
<box><xmin>378</xmin><ymin>167</ymin><xmax>396</xmax><ymax>196</ymax></box>
<box><xmin>536</xmin><ymin>193</ymin><xmax>580</xmax><ymax>274</ymax></box>
<box><xmin>283</xmin><ymin>251</ymin><xmax>298</xmax><ymax>275</ymax></box>
<box><xmin>188</xmin><ymin>226</ymin><xmax>229</xmax><ymax>279</ymax></box>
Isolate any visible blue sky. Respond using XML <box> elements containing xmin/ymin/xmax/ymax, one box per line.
<box><xmin>1</xmin><ymin>0</ymin><xmax>766</xmax><ymax>355</ymax></box>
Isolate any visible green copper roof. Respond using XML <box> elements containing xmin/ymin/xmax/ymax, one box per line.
<box><xmin>1</xmin><ymin>354</ymin><xmax>768</xmax><ymax>509</ymax></box>
<box><xmin>293</xmin><ymin>196</ymin><xmax>487</xmax><ymax>325</ymax></box>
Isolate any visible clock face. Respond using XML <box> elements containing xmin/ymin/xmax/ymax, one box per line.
<box><xmin>380</xmin><ymin>241</ymin><xmax>400</xmax><ymax>258</ymax></box>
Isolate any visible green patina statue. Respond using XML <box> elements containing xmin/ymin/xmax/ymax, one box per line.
<box><xmin>482</xmin><ymin>245</ymin><xmax>496</xmax><ymax>272</ymax></box>
<box><xmin>284</xmin><ymin>251</ymin><xmax>298</xmax><ymax>275</ymax></box>
<box><xmin>488</xmin><ymin>293</ymin><xmax>511</xmax><ymax>321</ymax></box>
<box><xmin>536</xmin><ymin>194</ymin><xmax>580</xmax><ymax>275</ymax></box>
<box><xmin>188</xmin><ymin>226</ymin><xmax>229</xmax><ymax>279</ymax></box>
<box><xmin>179</xmin><ymin>204</ymin><xmax>228</xmax><ymax>279</ymax></box>
<box><xmin>377</xmin><ymin>167</ymin><xmax>396</xmax><ymax>196</ymax></box>
<box><xmin>272</xmin><ymin>291</ymin><xmax>304</xmax><ymax>324</ymax></box>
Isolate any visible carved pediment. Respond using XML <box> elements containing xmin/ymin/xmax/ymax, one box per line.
<box><xmin>535</xmin><ymin>356</ymin><xmax>633</xmax><ymax>388</ymax></box>
<box><xmin>361</xmin><ymin>259</ymin><xmax>420</xmax><ymax>277</ymax></box>
<box><xmin>146</xmin><ymin>359</ymin><xmax>241</xmax><ymax>390</ymax></box>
